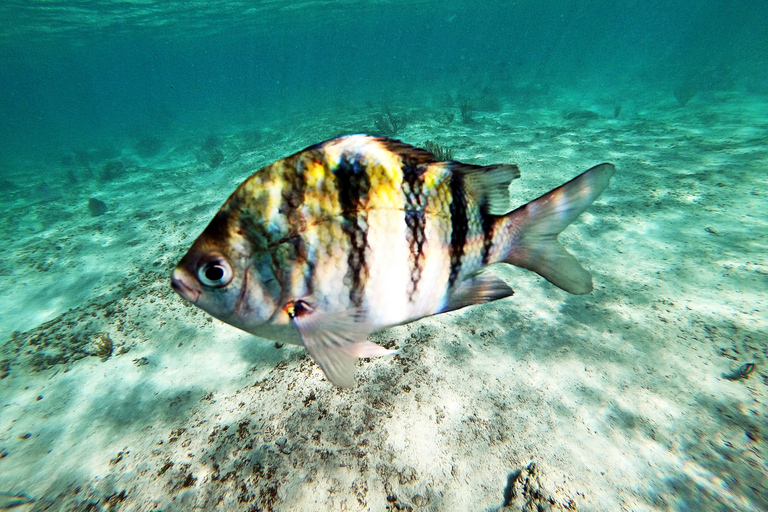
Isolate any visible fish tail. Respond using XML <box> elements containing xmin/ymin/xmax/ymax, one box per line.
<box><xmin>500</xmin><ymin>163</ymin><xmax>615</xmax><ymax>294</ymax></box>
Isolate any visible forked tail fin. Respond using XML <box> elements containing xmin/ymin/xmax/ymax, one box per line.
<box><xmin>503</xmin><ymin>163</ymin><xmax>615</xmax><ymax>294</ymax></box>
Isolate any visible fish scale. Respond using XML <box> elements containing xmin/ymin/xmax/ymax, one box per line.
<box><xmin>172</xmin><ymin>134</ymin><xmax>615</xmax><ymax>387</ymax></box>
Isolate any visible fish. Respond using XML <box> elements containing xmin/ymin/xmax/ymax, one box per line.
<box><xmin>171</xmin><ymin>135</ymin><xmax>615</xmax><ymax>387</ymax></box>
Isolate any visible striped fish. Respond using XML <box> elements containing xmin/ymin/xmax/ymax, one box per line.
<box><xmin>171</xmin><ymin>135</ymin><xmax>615</xmax><ymax>387</ymax></box>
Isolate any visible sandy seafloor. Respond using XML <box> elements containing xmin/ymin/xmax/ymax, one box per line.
<box><xmin>0</xmin><ymin>89</ymin><xmax>766</xmax><ymax>511</ymax></box>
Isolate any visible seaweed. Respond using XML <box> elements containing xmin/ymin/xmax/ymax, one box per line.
<box><xmin>459</xmin><ymin>98</ymin><xmax>475</xmax><ymax>124</ymax></box>
<box><xmin>373</xmin><ymin>107</ymin><xmax>407</xmax><ymax>136</ymax></box>
<box><xmin>423</xmin><ymin>140</ymin><xmax>453</xmax><ymax>161</ymax></box>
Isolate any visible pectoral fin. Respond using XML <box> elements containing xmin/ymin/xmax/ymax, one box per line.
<box><xmin>285</xmin><ymin>300</ymin><xmax>395</xmax><ymax>388</ymax></box>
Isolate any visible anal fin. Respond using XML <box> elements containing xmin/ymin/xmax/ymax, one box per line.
<box><xmin>442</xmin><ymin>273</ymin><xmax>514</xmax><ymax>313</ymax></box>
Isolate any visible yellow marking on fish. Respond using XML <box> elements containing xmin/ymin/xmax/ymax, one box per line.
<box><xmin>305</xmin><ymin>160</ymin><xmax>326</xmax><ymax>188</ymax></box>
<box><xmin>368</xmin><ymin>165</ymin><xmax>404</xmax><ymax>210</ymax></box>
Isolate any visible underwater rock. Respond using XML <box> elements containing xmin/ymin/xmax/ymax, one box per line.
<box><xmin>723</xmin><ymin>362</ymin><xmax>757</xmax><ymax>381</ymax></box>
<box><xmin>100</xmin><ymin>160</ymin><xmax>126</xmax><ymax>181</ymax></box>
<box><xmin>501</xmin><ymin>462</ymin><xmax>573</xmax><ymax>511</ymax></box>
<box><xmin>88</xmin><ymin>198</ymin><xmax>108</xmax><ymax>216</ymax></box>
<box><xmin>673</xmin><ymin>82</ymin><xmax>697</xmax><ymax>106</ymax></box>
<box><xmin>564</xmin><ymin>109</ymin><xmax>601</xmax><ymax>121</ymax></box>
<box><xmin>384</xmin><ymin>482</ymin><xmax>413</xmax><ymax>512</ymax></box>
<box><xmin>275</xmin><ymin>436</ymin><xmax>290</xmax><ymax>454</ymax></box>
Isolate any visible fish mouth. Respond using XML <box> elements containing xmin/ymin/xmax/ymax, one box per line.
<box><xmin>171</xmin><ymin>268</ymin><xmax>201</xmax><ymax>303</ymax></box>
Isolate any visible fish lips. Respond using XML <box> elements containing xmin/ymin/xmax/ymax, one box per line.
<box><xmin>171</xmin><ymin>267</ymin><xmax>201</xmax><ymax>303</ymax></box>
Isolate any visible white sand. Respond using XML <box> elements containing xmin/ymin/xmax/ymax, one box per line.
<box><xmin>0</xmin><ymin>89</ymin><xmax>766</xmax><ymax>511</ymax></box>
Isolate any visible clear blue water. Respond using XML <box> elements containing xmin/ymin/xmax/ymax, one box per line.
<box><xmin>1</xmin><ymin>1</ymin><xmax>766</xmax><ymax>164</ymax></box>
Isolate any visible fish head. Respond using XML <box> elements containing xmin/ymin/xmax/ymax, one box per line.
<box><xmin>170</xmin><ymin>210</ymin><xmax>283</xmax><ymax>332</ymax></box>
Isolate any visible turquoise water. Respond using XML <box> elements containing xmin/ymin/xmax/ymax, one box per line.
<box><xmin>2</xmin><ymin>1</ymin><xmax>766</xmax><ymax>163</ymax></box>
<box><xmin>1</xmin><ymin>2</ymin><xmax>766</xmax><ymax>511</ymax></box>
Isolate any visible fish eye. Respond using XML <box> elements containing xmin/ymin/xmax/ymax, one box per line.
<box><xmin>197</xmin><ymin>257</ymin><xmax>233</xmax><ymax>287</ymax></box>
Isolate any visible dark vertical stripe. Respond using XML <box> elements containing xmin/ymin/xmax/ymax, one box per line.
<box><xmin>280</xmin><ymin>158</ymin><xmax>306</xmax><ymax>233</ymax></box>
<box><xmin>403</xmin><ymin>159</ymin><xmax>426</xmax><ymax>302</ymax></box>
<box><xmin>288</xmin><ymin>235</ymin><xmax>314</xmax><ymax>296</ymax></box>
<box><xmin>481</xmin><ymin>209</ymin><xmax>496</xmax><ymax>265</ymax></box>
<box><xmin>279</xmin><ymin>158</ymin><xmax>310</xmax><ymax>293</ymax></box>
<box><xmin>448</xmin><ymin>173</ymin><xmax>468</xmax><ymax>289</ymax></box>
<box><xmin>335</xmin><ymin>155</ymin><xmax>370</xmax><ymax>307</ymax></box>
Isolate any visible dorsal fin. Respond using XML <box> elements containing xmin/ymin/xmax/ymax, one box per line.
<box><xmin>314</xmin><ymin>135</ymin><xmax>439</xmax><ymax>167</ymax></box>
<box><xmin>374</xmin><ymin>136</ymin><xmax>441</xmax><ymax>165</ymax></box>
<box><xmin>450</xmin><ymin>162</ymin><xmax>521</xmax><ymax>215</ymax></box>
<box><xmin>313</xmin><ymin>135</ymin><xmax>520</xmax><ymax>215</ymax></box>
